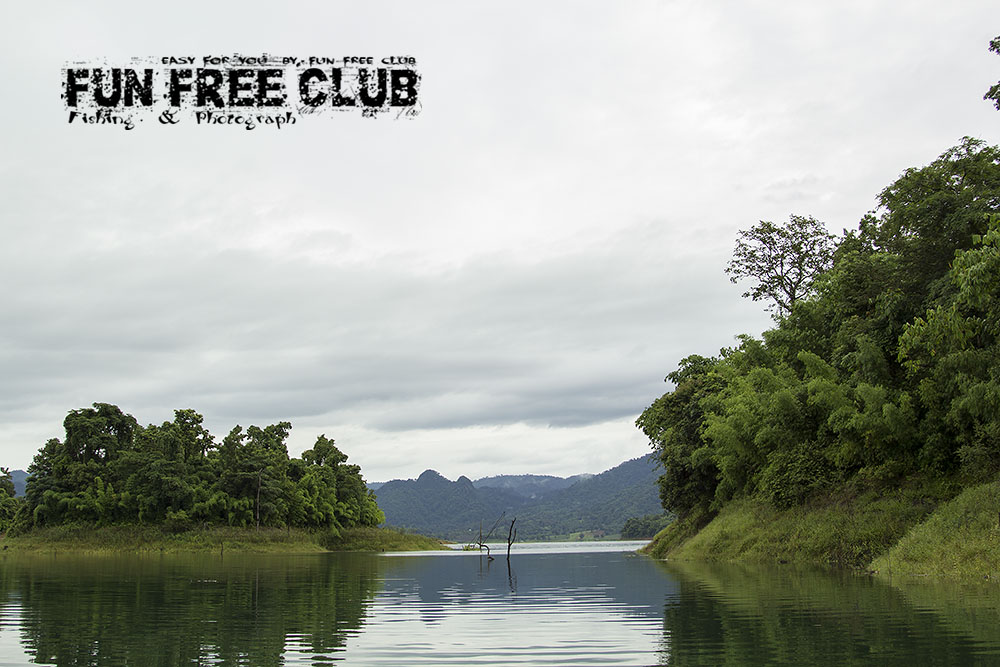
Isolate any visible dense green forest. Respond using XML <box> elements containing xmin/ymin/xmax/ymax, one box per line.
<box><xmin>3</xmin><ymin>404</ymin><xmax>384</xmax><ymax>537</ymax></box>
<box><xmin>638</xmin><ymin>137</ymin><xmax>1000</xmax><ymax>531</ymax></box>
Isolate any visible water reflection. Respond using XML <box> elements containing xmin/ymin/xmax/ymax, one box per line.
<box><xmin>350</xmin><ymin>548</ymin><xmax>673</xmax><ymax>665</ymax></box>
<box><xmin>0</xmin><ymin>552</ymin><xmax>382</xmax><ymax>665</ymax></box>
<box><xmin>0</xmin><ymin>548</ymin><xmax>997</xmax><ymax>666</ymax></box>
<box><xmin>657</xmin><ymin>560</ymin><xmax>1000</xmax><ymax>665</ymax></box>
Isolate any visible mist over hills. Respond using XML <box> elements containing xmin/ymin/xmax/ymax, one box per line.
<box><xmin>371</xmin><ymin>455</ymin><xmax>662</xmax><ymax>541</ymax></box>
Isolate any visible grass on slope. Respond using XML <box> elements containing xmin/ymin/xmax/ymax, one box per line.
<box><xmin>870</xmin><ymin>480</ymin><xmax>1000</xmax><ymax>580</ymax></box>
<box><xmin>643</xmin><ymin>477</ymin><xmax>956</xmax><ymax>569</ymax></box>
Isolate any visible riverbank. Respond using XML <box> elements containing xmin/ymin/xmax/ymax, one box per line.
<box><xmin>642</xmin><ymin>478</ymin><xmax>1000</xmax><ymax>581</ymax></box>
<box><xmin>1</xmin><ymin>524</ymin><xmax>444</xmax><ymax>554</ymax></box>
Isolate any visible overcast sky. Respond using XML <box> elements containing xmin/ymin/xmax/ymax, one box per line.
<box><xmin>1</xmin><ymin>1</ymin><xmax>998</xmax><ymax>482</ymax></box>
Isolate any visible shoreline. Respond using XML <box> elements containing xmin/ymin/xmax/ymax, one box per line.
<box><xmin>1</xmin><ymin>524</ymin><xmax>444</xmax><ymax>554</ymax></box>
<box><xmin>641</xmin><ymin>478</ymin><xmax>1000</xmax><ymax>583</ymax></box>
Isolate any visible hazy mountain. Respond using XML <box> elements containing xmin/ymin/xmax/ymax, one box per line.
<box><xmin>368</xmin><ymin>473</ymin><xmax>593</xmax><ymax>497</ymax></box>
<box><xmin>511</xmin><ymin>456</ymin><xmax>662</xmax><ymax>539</ymax></box>
<box><xmin>472</xmin><ymin>473</ymin><xmax>594</xmax><ymax>499</ymax></box>
<box><xmin>11</xmin><ymin>470</ymin><xmax>28</xmax><ymax>497</ymax></box>
<box><xmin>372</xmin><ymin>470</ymin><xmax>530</xmax><ymax>540</ymax></box>
<box><xmin>372</xmin><ymin>455</ymin><xmax>661</xmax><ymax>541</ymax></box>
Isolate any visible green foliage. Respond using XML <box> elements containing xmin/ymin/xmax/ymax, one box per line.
<box><xmin>985</xmin><ymin>36</ymin><xmax>1000</xmax><ymax>111</ymax></box>
<box><xmin>646</xmin><ymin>481</ymin><xmax>948</xmax><ymax>568</ymax></box>
<box><xmin>638</xmin><ymin>140</ymin><xmax>1000</xmax><ymax>524</ymax></box>
<box><xmin>620</xmin><ymin>513</ymin><xmax>675</xmax><ymax>539</ymax></box>
<box><xmin>871</xmin><ymin>480</ymin><xmax>1000</xmax><ymax>578</ymax></box>
<box><xmin>322</xmin><ymin>525</ymin><xmax>442</xmax><ymax>552</ymax></box>
<box><xmin>756</xmin><ymin>443</ymin><xmax>833</xmax><ymax>509</ymax></box>
<box><xmin>0</xmin><ymin>468</ymin><xmax>22</xmax><ymax>533</ymax></box>
<box><xmin>725</xmin><ymin>215</ymin><xmax>835</xmax><ymax>315</ymax></box>
<box><xmin>14</xmin><ymin>405</ymin><xmax>385</xmax><ymax>537</ymax></box>
<box><xmin>1</xmin><ymin>524</ymin><xmax>437</xmax><ymax>554</ymax></box>
<box><xmin>636</xmin><ymin>356</ymin><xmax>721</xmax><ymax>517</ymax></box>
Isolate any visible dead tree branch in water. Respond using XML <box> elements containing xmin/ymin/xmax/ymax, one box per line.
<box><xmin>466</xmin><ymin>512</ymin><xmax>507</xmax><ymax>559</ymax></box>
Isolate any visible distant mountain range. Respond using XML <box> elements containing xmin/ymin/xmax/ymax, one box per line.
<box><xmin>371</xmin><ymin>455</ymin><xmax>663</xmax><ymax>541</ymax></box>
<box><xmin>10</xmin><ymin>470</ymin><xmax>27</xmax><ymax>497</ymax></box>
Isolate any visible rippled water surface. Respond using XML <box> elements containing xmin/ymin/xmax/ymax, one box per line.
<box><xmin>0</xmin><ymin>542</ymin><xmax>998</xmax><ymax>665</ymax></box>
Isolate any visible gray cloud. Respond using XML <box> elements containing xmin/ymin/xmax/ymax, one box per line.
<box><xmin>1</xmin><ymin>1</ymin><xmax>998</xmax><ymax>477</ymax></box>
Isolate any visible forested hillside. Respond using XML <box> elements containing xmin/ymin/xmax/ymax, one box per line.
<box><xmin>638</xmin><ymin>138</ymin><xmax>1000</xmax><ymax>566</ymax></box>
<box><xmin>5</xmin><ymin>404</ymin><xmax>384</xmax><ymax>536</ymax></box>
<box><xmin>512</xmin><ymin>456</ymin><xmax>661</xmax><ymax>538</ymax></box>
<box><xmin>473</xmin><ymin>473</ymin><xmax>593</xmax><ymax>498</ymax></box>
<box><xmin>372</xmin><ymin>471</ymin><xmax>526</xmax><ymax>540</ymax></box>
<box><xmin>375</xmin><ymin>455</ymin><xmax>661</xmax><ymax>540</ymax></box>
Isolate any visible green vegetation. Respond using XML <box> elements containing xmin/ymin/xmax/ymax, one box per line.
<box><xmin>324</xmin><ymin>526</ymin><xmax>444</xmax><ymax>552</ymax></box>
<box><xmin>643</xmin><ymin>477</ymin><xmax>955</xmax><ymax>568</ymax></box>
<box><xmin>0</xmin><ymin>404</ymin><xmax>444</xmax><ymax>552</ymax></box>
<box><xmin>638</xmin><ymin>137</ymin><xmax>1000</xmax><ymax>577</ymax></box>
<box><xmin>3</xmin><ymin>524</ymin><xmax>328</xmax><ymax>553</ymax></box>
<box><xmin>2</xmin><ymin>524</ymin><xmax>442</xmax><ymax>554</ymax></box>
<box><xmin>0</xmin><ymin>468</ymin><xmax>19</xmax><ymax>532</ymax></box>
<box><xmin>871</xmin><ymin>480</ymin><xmax>1000</xmax><ymax>579</ymax></box>
<box><xmin>621</xmin><ymin>513</ymin><xmax>675</xmax><ymax>539</ymax></box>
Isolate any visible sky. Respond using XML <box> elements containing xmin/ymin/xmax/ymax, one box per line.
<box><xmin>1</xmin><ymin>1</ymin><xmax>998</xmax><ymax>482</ymax></box>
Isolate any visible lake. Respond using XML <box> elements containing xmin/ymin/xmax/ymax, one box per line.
<box><xmin>0</xmin><ymin>541</ymin><xmax>998</xmax><ymax>665</ymax></box>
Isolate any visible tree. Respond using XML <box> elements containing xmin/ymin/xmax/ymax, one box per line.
<box><xmin>62</xmin><ymin>403</ymin><xmax>137</xmax><ymax>463</ymax></box>
<box><xmin>14</xmin><ymin>404</ymin><xmax>385</xmax><ymax>534</ymax></box>
<box><xmin>726</xmin><ymin>215</ymin><xmax>834</xmax><ymax>315</ymax></box>
<box><xmin>636</xmin><ymin>354</ymin><xmax>722</xmax><ymax>517</ymax></box>
<box><xmin>985</xmin><ymin>36</ymin><xmax>1000</xmax><ymax>111</ymax></box>
<box><xmin>0</xmin><ymin>468</ymin><xmax>20</xmax><ymax>533</ymax></box>
<box><xmin>864</xmin><ymin>138</ymin><xmax>1000</xmax><ymax>305</ymax></box>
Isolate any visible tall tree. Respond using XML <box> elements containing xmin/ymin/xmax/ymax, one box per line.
<box><xmin>726</xmin><ymin>215</ymin><xmax>834</xmax><ymax>315</ymax></box>
<box><xmin>985</xmin><ymin>36</ymin><xmax>1000</xmax><ymax>111</ymax></box>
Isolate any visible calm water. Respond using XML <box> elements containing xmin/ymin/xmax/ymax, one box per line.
<box><xmin>0</xmin><ymin>542</ymin><xmax>997</xmax><ymax>665</ymax></box>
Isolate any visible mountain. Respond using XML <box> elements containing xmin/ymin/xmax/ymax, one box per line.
<box><xmin>11</xmin><ymin>470</ymin><xmax>28</xmax><ymax>497</ymax></box>
<box><xmin>372</xmin><ymin>455</ymin><xmax>662</xmax><ymax>541</ymax></box>
<box><xmin>472</xmin><ymin>473</ymin><xmax>594</xmax><ymax>499</ymax></box>
<box><xmin>511</xmin><ymin>457</ymin><xmax>662</xmax><ymax>539</ymax></box>
<box><xmin>372</xmin><ymin>470</ymin><xmax>530</xmax><ymax>540</ymax></box>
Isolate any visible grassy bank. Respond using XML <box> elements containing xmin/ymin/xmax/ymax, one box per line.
<box><xmin>323</xmin><ymin>526</ymin><xmax>444</xmax><ymax>552</ymax></box>
<box><xmin>870</xmin><ymin>481</ymin><xmax>1000</xmax><ymax>580</ymax></box>
<box><xmin>641</xmin><ymin>475</ymin><xmax>1000</xmax><ymax>578</ymax></box>
<box><xmin>1</xmin><ymin>524</ymin><xmax>444</xmax><ymax>554</ymax></box>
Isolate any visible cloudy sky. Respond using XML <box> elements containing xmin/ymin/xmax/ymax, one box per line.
<box><xmin>1</xmin><ymin>1</ymin><xmax>998</xmax><ymax>482</ymax></box>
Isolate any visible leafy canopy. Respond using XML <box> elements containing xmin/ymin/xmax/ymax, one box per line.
<box><xmin>12</xmin><ymin>405</ymin><xmax>385</xmax><ymax>535</ymax></box>
<box><xmin>725</xmin><ymin>215</ymin><xmax>835</xmax><ymax>315</ymax></box>
<box><xmin>641</xmin><ymin>139</ymin><xmax>1000</xmax><ymax>519</ymax></box>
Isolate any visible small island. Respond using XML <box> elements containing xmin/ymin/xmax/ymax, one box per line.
<box><xmin>0</xmin><ymin>404</ymin><xmax>440</xmax><ymax>553</ymax></box>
